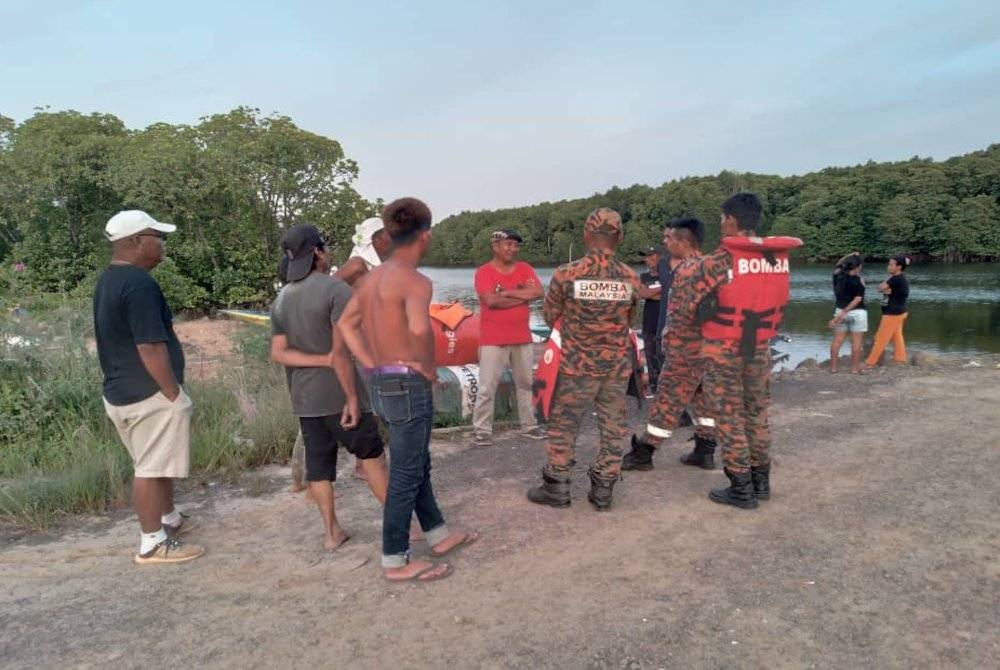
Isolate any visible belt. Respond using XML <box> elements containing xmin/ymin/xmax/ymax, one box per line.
<box><xmin>369</xmin><ymin>364</ymin><xmax>421</xmax><ymax>376</ymax></box>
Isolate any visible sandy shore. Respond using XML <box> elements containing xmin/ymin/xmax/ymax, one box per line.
<box><xmin>2</xmin><ymin>356</ymin><xmax>998</xmax><ymax>669</ymax></box>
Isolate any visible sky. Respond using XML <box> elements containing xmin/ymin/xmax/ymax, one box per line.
<box><xmin>2</xmin><ymin>0</ymin><xmax>999</xmax><ymax>218</ymax></box>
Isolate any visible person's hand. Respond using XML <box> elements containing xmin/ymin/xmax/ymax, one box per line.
<box><xmin>341</xmin><ymin>398</ymin><xmax>360</xmax><ymax>430</ymax></box>
<box><xmin>828</xmin><ymin>318</ymin><xmax>840</xmax><ymax>330</ymax></box>
<box><xmin>415</xmin><ymin>363</ymin><xmax>437</xmax><ymax>383</ymax></box>
<box><xmin>164</xmin><ymin>385</ymin><xmax>181</xmax><ymax>402</ymax></box>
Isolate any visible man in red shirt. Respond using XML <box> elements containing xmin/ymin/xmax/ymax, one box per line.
<box><xmin>472</xmin><ymin>229</ymin><xmax>545</xmax><ymax>446</ymax></box>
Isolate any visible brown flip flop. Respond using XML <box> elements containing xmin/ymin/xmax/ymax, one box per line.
<box><xmin>385</xmin><ymin>562</ymin><xmax>452</xmax><ymax>583</ymax></box>
<box><xmin>430</xmin><ymin>531</ymin><xmax>480</xmax><ymax>558</ymax></box>
<box><xmin>325</xmin><ymin>534</ymin><xmax>351</xmax><ymax>552</ymax></box>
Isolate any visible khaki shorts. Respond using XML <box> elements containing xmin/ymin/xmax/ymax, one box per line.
<box><xmin>104</xmin><ymin>389</ymin><xmax>193</xmax><ymax>478</ymax></box>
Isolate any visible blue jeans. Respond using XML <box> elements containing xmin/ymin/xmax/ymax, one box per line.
<box><xmin>370</xmin><ymin>373</ymin><xmax>449</xmax><ymax>568</ymax></box>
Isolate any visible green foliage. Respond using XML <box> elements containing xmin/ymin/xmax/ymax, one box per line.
<box><xmin>0</xmin><ymin>308</ymin><xmax>297</xmax><ymax>529</ymax></box>
<box><xmin>0</xmin><ymin>107</ymin><xmax>377</xmax><ymax>311</ymax></box>
<box><xmin>151</xmin><ymin>258</ymin><xmax>210</xmax><ymax>312</ymax></box>
<box><xmin>0</xmin><ymin>111</ymin><xmax>126</xmax><ymax>292</ymax></box>
<box><xmin>230</xmin><ymin>321</ymin><xmax>272</xmax><ymax>362</ymax></box>
<box><xmin>424</xmin><ymin>147</ymin><xmax>1000</xmax><ymax>265</ymax></box>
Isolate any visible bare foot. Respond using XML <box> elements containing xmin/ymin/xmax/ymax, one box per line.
<box><xmin>324</xmin><ymin>532</ymin><xmax>351</xmax><ymax>552</ymax></box>
<box><xmin>384</xmin><ymin>560</ymin><xmax>452</xmax><ymax>582</ymax></box>
<box><xmin>289</xmin><ymin>481</ymin><xmax>307</xmax><ymax>493</ymax></box>
<box><xmin>430</xmin><ymin>530</ymin><xmax>480</xmax><ymax>558</ymax></box>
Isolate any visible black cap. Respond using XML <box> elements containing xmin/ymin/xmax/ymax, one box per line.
<box><xmin>491</xmin><ymin>229</ymin><xmax>523</xmax><ymax>243</ymax></box>
<box><xmin>281</xmin><ymin>224</ymin><xmax>324</xmax><ymax>282</ymax></box>
<box><xmin>277</xmin><ymin>255</ymin><xmax>290</xmax><ymax>283</ymax></box>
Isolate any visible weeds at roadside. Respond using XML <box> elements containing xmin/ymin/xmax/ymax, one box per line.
<box><xmin>0</xmin><ymin>300</ymin><xmax>296</xmax><ymax>530</ymax></box>
<box><xmin>0</xmin><ymin>297</ymin><xmax>520</xmax><ymax>530</ymax></box>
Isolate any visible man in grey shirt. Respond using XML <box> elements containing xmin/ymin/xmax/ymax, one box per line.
<box><xmin>270</xmin><ymin>224</ymin><xmax>389</xmax><ymax>551</ymax></box>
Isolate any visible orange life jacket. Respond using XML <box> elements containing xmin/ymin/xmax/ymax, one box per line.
<box><xmin>701</xmin><ymin>235</ymin><xmax>804</xmax><ymax>360</ymax></box>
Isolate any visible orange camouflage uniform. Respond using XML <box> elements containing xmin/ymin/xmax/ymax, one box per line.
<box><xmin>644</xmin><ymin>253</ymin><xmax>715</xmax><ymax>442</ymax></box>
<box><xmin>542</xmin><ymin>247</ymin><xmax>641</xmax><ymax>479</ymax></box>
<box><xmin>689</xmin><ymin>244</ymin><xmax>773</xmax><ymax>472</ymax></box>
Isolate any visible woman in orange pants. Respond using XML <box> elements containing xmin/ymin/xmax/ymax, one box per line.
<box><xmin>865</xmin><ymin>255</ymin><xmax>911</xmax><ymax>367</ymax></box>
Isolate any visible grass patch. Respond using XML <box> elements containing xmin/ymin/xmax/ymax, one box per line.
<box><xmin>433</xmin><ymin>410</ymin><xmax>468</xmax><ymax>429</ymax></box>
<box><xmin>0</xmin><ymin>300</ymin><xmax>297</xmax><ymax>530</ymax></box>
<box><xmin>0</xmin><ymin>294</ymin><xmax>524</xmax><ymax>528</ymax></box>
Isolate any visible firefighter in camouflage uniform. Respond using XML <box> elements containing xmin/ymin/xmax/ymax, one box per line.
<box><xmin>527</xmin><ymin>208</ymin><xmax>641</xmax><ymax>511</ymax></box>
<box><xmin>622</xmin><ymin>216</ymin><xmax>719</xmax><ymax>472</ymax></box>
<box><xmin>687</xmin><ymin>193</ymin><xmax>802</xmax><ymax>509</ymax></box>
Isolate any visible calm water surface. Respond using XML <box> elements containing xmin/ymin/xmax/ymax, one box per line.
<box><xmin>424</xmin><ymin>263</ymin><xmax>1000</xmax><ymax>369</ymax></box>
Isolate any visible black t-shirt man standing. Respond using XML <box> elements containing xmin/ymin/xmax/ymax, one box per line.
<box><xmin>93</xmin><ymin>210</ymin><xmax>203</xmax><ymax>565</ymax></box>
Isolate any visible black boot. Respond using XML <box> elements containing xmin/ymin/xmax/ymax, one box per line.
<box><xmin>527</xmin><ymin>471</ymin><xmax>571</xmax><ymax>508</ymax></box>
<box><xmin>587</xmin><ymin>468</ymin><xmax>619</xmax><ymax>511</ymax></box>
<box><xmin>751</xmin><ymin>464</ymin><xmax>770</xmax><ymax>501</ymax></box>
<box><xmin>679</xmin><ymin>435</ymin><xmax>717</xmax><ymax>470</ymax></box>
<box><xmin>709</xmin><ymin>468</ymin><xmax>758</xmax><ymax>509</ymax></box>
<box><xmin>622</xmin><ymin>434</ymin><xmax>656</xmax><ymax>471</ymax></box>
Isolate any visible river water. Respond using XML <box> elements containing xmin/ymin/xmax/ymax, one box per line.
<box><xmin>425</xmin><ymin>263</ymin><xmax>1000</xmax><ymax>369</ymax></box>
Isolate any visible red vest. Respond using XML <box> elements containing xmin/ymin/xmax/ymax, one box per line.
<box><xmin>701</xmin><ymin>235</ymin><xmax>803</xmax><ymax>357</ymax></box>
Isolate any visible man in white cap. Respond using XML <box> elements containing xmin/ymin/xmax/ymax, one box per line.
<box><xmin>334</xmin><ymin>216</ymin><xmax>393</xmax><ymax>285</ymax></box>
<box><xmin>93</xmin><ymin>210</ymin><xmax>204</xmax><ymax>564</ymax></box>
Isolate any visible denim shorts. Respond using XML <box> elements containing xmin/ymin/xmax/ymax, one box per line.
<box><xmin>833</xmin><ymin>308</ymin><xmax>868</xmax><ymax>333</ymax></box>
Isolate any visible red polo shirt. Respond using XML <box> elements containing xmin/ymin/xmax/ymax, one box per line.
<box><xmin>475</xmin><ymin>261</ymin><xmax>540</xmax><ymax>346</ymax></box>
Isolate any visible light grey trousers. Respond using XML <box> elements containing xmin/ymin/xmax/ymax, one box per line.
<box><xmin>472</xmin><ymin>343</ymin><xmax>536</xmax><ymax>435</ymax></box>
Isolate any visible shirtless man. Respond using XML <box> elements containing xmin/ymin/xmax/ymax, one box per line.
<box><xmin>337</xmin><ymin>197</ymin><xmax>477</xmax><ymax>582</ymax></box>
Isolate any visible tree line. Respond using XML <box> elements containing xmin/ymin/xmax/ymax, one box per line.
<box><xmin>424</xmin><ymin>145</ymin><xmax>1000</xmax><ymax>266</ymax></box>
<box><xmin>0</xmin><ymin>107</ymin><xmax>377</xmax><ymax>310</ymax></box>
<box><xmin>1</xmin><ymin>106</ymin><xmax>997</xmax><ymax>312</ymax></box>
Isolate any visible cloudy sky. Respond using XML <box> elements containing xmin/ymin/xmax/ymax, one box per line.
<box><xmin>3</xmin><ymin>0</ymin><xmax>999</xmax><ymax>218</ymax></box>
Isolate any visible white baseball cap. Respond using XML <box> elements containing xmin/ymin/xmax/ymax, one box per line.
<box><xmin>105</xmin><ymin>210</ymin><xmax>176</xmax><ymax>242</ymax></box>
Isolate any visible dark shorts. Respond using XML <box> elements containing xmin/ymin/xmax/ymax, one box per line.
<box><xmin>299</xmin><ymin>412</ymin><xmax>384</xmax><ymax>482</ymax></box>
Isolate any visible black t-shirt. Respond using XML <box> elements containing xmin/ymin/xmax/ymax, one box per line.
<box><xmin>833</xmin><ymin>272</ymin><xmax>865</xmax><ymax>309</ymax></box>
<box><xmin>881</xmin><ymin>274</ymin><xmax>909</xmax><ymax>315</ymax></box>
<box><xmin>93</xmin><ymin>264</ymin><xmax>185</xmax><ymax>406</ymax></box>
<box><xmin>639</xmin><ymin>270</ymin><xmax>662</xmax><ymax>335</ymax></box>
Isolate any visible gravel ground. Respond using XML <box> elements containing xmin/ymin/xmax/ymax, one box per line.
<box><xmin>2</xmin><ymin>357</ymin><xmax>998</xmax><ymax>669</ymax></box>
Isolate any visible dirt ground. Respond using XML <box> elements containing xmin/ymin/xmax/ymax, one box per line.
<box><xmin>85</xmin><ymin>317</ymin><xmax>244</xmax><ymax>381</ymax></box>
<box><xmin>173</xmin><ymin>317</ymin><xmax>246</xmax><ymax>381</ymax></box>
<box><xmin>2</xmin><ymin>357</ymin><xmax>999</xmax><ymax>669</ymax></box>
